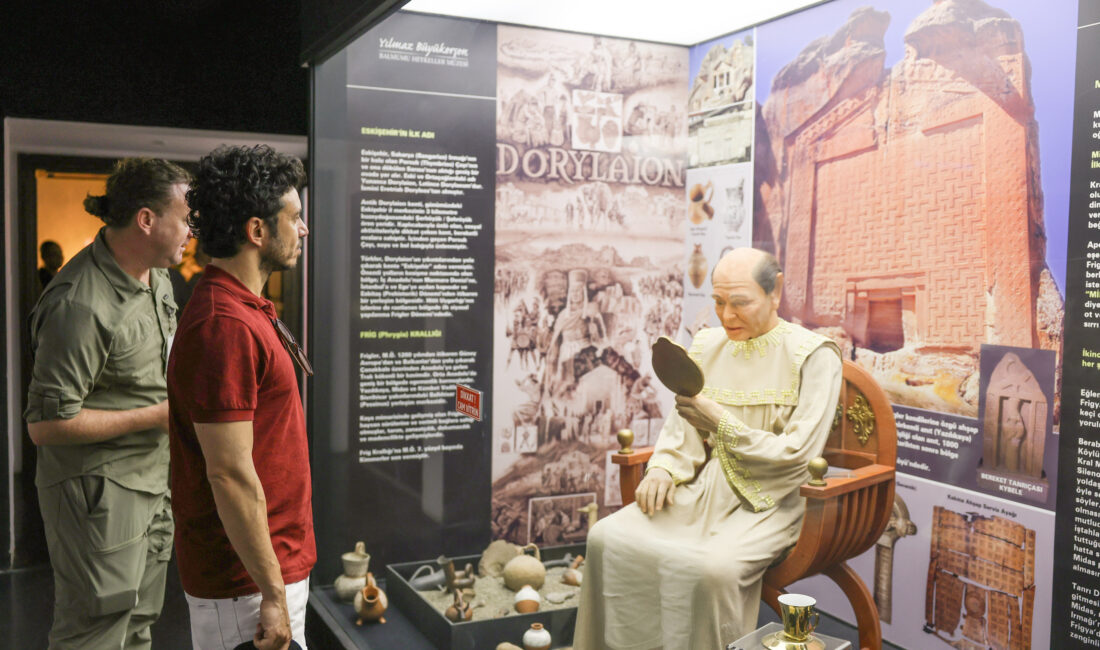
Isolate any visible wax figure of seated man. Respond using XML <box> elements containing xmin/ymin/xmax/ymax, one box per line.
<box><xmin>573</xmin><ymin>248</ymin><xmax>842</xmax><ymax>650</ymax></box>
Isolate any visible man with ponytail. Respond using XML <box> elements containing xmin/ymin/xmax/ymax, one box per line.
<box><xmin>24</xmin><ymin>158</ymin><xmax>192</xmax><ymax>649</ymax></box>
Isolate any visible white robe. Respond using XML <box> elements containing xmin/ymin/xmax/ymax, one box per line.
<box><xmin>574</xmin><ymin>321</ymin><xmax>842</xmax><ymax>649</ymax></box>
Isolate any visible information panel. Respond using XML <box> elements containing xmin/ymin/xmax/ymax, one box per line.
<box><xmin>342</xmin><ymin>12</ymin><xmax>497</xmax><ymax>566</ymax></box>
<box><xmin>1053</xmin><ymin>3</ymin><xmax>1100</xmax><ymax>647</ymax></box>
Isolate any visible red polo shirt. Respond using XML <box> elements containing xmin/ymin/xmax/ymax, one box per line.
<box><xmin>168</xmin><ymin>265</ymin><xmax>315</xmax><ymax>598</ymax></box>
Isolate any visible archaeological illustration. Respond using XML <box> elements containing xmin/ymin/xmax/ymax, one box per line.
<box><xmin>924</xmin><ymin>506</ymin><xmax>1035</xmax><ymax>649</ymax></box>
<box><xmin>492</xmin><ymin>25</ymin><xmax>687</xmax><ymax>544</ymax></box>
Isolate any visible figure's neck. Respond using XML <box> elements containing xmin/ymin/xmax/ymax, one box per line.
<box><xmin>102</xmin><ymin>228</ymin><xmax>152</xmax><ymax>285</ymax></box>
<box><xmin>207</xmin><ymin>253</ymin><xmax>268</xmax><ymax>296</ymax></box>
<box><xmin>754</xmin><ymin>316</ymin><xmax>782</xmax><ymax>340</ymax></box>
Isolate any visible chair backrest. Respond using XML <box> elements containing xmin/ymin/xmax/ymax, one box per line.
<box><xmin>825</xmin><ymin>360</ymin><xmax>897</xmax><ymax>470</ymax></box>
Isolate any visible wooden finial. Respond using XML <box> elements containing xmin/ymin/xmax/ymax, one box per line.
<box><xmin>617</xmin><ymin>429</ymin><xmax>634</xmax><ymax>454</ymax></box>
<box><xmin>808</xmin><ymin>457</ymin><xmax>829</xmax><ymax>486</ymax></box>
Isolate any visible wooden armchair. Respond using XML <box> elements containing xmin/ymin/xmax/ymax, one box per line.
<box><xmin>613</xmin><ymin>359</ymin><xmax>896</xmax><ymax>650</ymax></box>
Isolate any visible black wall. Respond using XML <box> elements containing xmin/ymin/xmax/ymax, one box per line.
<box><xmin>0</xmin><ymin>0</ymin><xmax>307</xmax><ymax>134</ymax></box>
<box><xmin>299</xmin><ymin>0</ymin><xmax>403</xmax><ymax>64</ymax></box>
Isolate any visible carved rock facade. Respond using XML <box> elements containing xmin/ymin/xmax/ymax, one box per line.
<box><xmin>755</xmin><ymin>0</ymin><xmax>1064</xmax><ymax>414</ymax></box>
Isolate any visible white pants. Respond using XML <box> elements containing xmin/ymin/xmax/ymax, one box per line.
<box><xmin>185</xmin><ymin>577</ymin><xmax>309</xmax><ymax>650</ymax></box>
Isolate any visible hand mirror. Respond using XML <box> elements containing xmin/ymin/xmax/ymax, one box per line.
<box><xmin>651</xmin><ymin>336</ymin><xmax>704</xmax><ymax>397</ymax></box>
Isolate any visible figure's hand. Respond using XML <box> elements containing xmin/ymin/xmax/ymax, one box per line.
<box><xmin>636</xmin><ymin>467</ymin><xmax>675</xmax><ymax>516</ymax></box>
<box><xmin>254</xmin><ymin>594</ymin><xmax>291</xmax><ymax>650</ymax></box>
<box><xmin>674</xmin><ymin>394</ymin><xmax>726</xmax><ymax>434</ymax></box>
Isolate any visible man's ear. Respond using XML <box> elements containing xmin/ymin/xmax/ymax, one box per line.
<box><xmin>244</xmin><ymin>216</ymin><xmax>266</xmax><ymax>247</ymax></box>
<box><xmin>134</xmin><ymin>207</ymin><xmax>156</xmax><ymax>234</ymax></box>
<box><xmin>771</xmin><ymin>272</ymin><xmax>784</xmax><ymax>307</ymax></box>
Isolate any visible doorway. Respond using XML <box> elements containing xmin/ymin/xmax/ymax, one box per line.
<box><xmin>866</xmin><ymin>297</ymin><xmax>906</xmax><ymax>353</ymax></box>
<box><xmin>5</xmin><ymin>121</ymin><xmax>308</xmax><ymax>570</ymax></box>
<box><xmin>12</xmin><ymin>154</ymin><xmax>116</xmax><ymax>566</ymax></box>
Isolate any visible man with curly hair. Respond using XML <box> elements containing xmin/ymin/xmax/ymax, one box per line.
<box><xmin>25</xmin><ymin>158</ymin><xmax>191</xmax><ymax>649</ymax></box>
<box><xmin>168</xmin><ymin>145</ymin><xmax>314</xmax><ymax>650</ymax></box>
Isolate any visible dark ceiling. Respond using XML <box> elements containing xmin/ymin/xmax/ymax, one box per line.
<box><xmin>0</xmin><ymin>0</ymin><xmax>309</xmax><ymax>134</ymax></box>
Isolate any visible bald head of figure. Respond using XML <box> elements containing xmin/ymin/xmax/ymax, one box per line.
<box><xmin>710</xmin><ymin>248</ymin><xmax>783</xmax><ymax>341</ymax></box>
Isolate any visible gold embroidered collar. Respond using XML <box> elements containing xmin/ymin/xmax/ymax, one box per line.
<box><xmin>724</xmin><ymin>319</ymin><xmax>793</xmax><ymax>359</ymax></box>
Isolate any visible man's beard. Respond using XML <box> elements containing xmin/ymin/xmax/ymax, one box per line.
<box><xmin>259</xmin><ymin>233</ymin><xmax>296</xmax><ymax>274</ymax></box>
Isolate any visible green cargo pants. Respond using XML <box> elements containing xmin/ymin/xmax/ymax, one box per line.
<box><xmin>39</xmin><ymin>476</ymin><xmax>173</xmax><ymax>650</ymax></box>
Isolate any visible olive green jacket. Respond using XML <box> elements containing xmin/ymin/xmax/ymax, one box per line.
<box><xmin>25</xmin><ymin>229</ymin><xmax>177</xmax><ymax>493</ymax></box>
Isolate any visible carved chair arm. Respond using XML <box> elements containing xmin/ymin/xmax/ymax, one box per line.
<box><xmin>800</xmin><ymin>464</ymin><xmax>895</xmax><ymax>500</ymax></box>
<box><xmin>611</xmin><ymin>447</ymin><xmax>654</xmax><ymax>467</ymax></box>
<box><xmin>612</xmin><ymin>447</ymin><xmax>654</xmax><ymax>506</ymax></box>
<box><xmin>614</xmin><ymin>449</ymin><xmax>893</xmax><ymax>507</ymax></box>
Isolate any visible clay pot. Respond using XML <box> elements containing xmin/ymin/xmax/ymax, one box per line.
<box><xmin>523</xmin><ymin>622</ymin><xmax>552</xmax><ymax>650</ymax></box>
<box><xmin>689</xmin><ymin>181</ymin><xmax>714</xmax><ymax>225</ymax></box>
<box><xmin>496</xmin><ymin>644</ymin><xmax>523</xmax><ymax>650</ymax></box>
<box><xmin>561</xmin><ymin>553</ymin><xmax>584</xmax><ymax>586</ymax></box>
<box><xmin>444</xmin><ymin>591</ymin><xmax>474</xmax><ymax>622</ymax></box>
<box><xmin>333</xmin><ymin>541</ymin><xmax>371</xmax><ymax>601</ymax></box>
<box><xmin>334</xmin><ymin>573</ymin><xmax>367</xmax><ymax>602</ymax></box>
<box><xmin>342</xmin><ymin>541</ymin><xmax>370</xmax><ymax>577</ymax></box>
<box><xmin>688</xmin><ymin>244</ymin><xmax>707</xmax><ymax>289</ymax></box>
<box><xmin>513</xmin><ymin>584</ymin><xmax>541</xmax><ymax>613</ymax></box>
<box><xmin>503</xmin><ymin>543</ymin><xmax>546</xmax><ymax>591</ymax></box>
<box><xmin>354</xmin><ymin>572</ymin><xmax>388</xmax><ymax>625</ymax></box>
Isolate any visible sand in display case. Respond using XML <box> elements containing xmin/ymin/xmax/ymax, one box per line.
<box><xmin>386</xmin><ymin>543</ymin><xmax>585</xmax><ymax>650</ymax></box>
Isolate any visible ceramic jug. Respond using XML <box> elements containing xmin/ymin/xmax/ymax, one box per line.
<box><xmin>561</xmin><ymin>554</ymin><xmax>584</xmax><ymax>586</ymax></box>
<box><xmin>688</xmin><ymin>244</ymin><xmax>707</xmax><ymax>289</ymax></box>
<box><xmin>354</xmin><ymin>572</ymin><xmax>388</xmax><ymax>625</ymax></box>
<box><xmin>689</xmin><ymin>181</ymin><xmax>714</xmax><ymax>225</ymax></box>
<box><xmin>333</xmin><ymin>541</ymin><xmax>370</xmax><ymax>601</ymax></box>
<box><xmin>503</xmin><ymin>543</ymin><xmax>546</xmax><ymax>591</ymax></box>
<box><xmin>409</xmin><ymin>563</ymin><xmax>447</xmax><ymax>591</ymax></box>
<box><xmin>523</xmin><ymin>622</ymin><xmax>552</xmax><ymax>650</ymax></box>
<box><xmin>514</xmin><ymin>584</ymin><xmax>541</xmax><ymax>613</ymax></box>
<box><xmin>444</xmin><ymin>590</ymin><xmax>474</xmax><ymax>622</ymax></box>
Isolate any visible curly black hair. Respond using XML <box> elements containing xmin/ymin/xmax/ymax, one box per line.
<box><xmin>186</xmin><ymin>145</ymin><xmax>306</xmax><ymax>258</ymax></box>
<box><xmin>84</xmin><ymin>158</ymin><xmax>191</xmax><ymax>228</ymax></box>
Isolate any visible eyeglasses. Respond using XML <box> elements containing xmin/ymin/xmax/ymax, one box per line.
<box><xmin>270</xmin><ymin>317</ymin><xmax>314</xmax><ymax>377</ymax></box>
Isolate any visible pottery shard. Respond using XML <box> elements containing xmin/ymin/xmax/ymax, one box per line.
<box><xmin>545</xmin><ymin>591</ymin><xmax>575</xmax><ymax>604</ymax></box>
<box><xmin>479</xmin><ymin>540</ymin><xmax>523</xmax><ymax>578</ymax></box>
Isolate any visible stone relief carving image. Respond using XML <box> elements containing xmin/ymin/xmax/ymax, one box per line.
<box><xmin>754</xmin><ymin>1</ymin><xmax>1064</xmax><ymax>417</ymax></box>
<box><xmin>983</xmin><ymin>353</ymin><xmax>1048</xmax><ymax>478</ymax></box>
<box><xmin>975</xmin><ymin>344</ymin><xmax>1055</xmax><ymax>503</ymax></box>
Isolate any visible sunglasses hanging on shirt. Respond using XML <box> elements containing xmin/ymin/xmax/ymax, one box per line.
<box><xmin>270</xmin><ymin>317</ymin><xmax>314</xmax><ymax>377</ymax></box>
